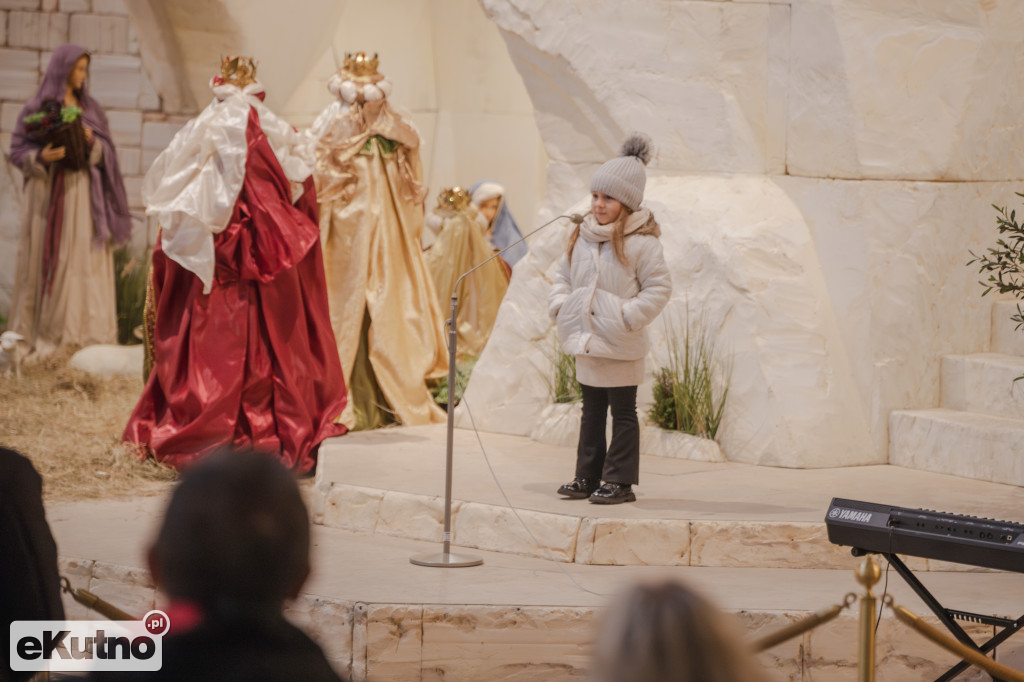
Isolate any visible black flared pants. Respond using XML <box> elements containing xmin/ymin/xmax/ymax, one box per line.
<box><xmin>575</xmin><ymin>383</ymin><xmax>640</xmax><ymax>485</ymax></box>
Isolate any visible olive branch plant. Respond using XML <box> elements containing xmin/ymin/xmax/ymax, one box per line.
<box><xmin>967</xmin><ymin>194</ymin><xmax>1024</xmax><ymax>380</ymax></box>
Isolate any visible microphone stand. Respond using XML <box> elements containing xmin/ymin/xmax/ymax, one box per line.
<box><xmin>411</xmin><ymin>212</ymin><xmax>585</xmax><ymax>568</ymax></box>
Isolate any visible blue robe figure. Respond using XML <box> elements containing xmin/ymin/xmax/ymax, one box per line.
<box><xmin>470</xmin><ymin>180</ymin><xmax>527</xmax><ymax>267</ymax></box>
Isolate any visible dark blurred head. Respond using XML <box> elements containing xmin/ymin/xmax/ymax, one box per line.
<box><xmin>592</xmin><ymin>579</ymin><xmax>772</xmax><ymax>682</ymax></box>
<box><xmin>1</xmin><ymin>447</ymin><xmax>64</xmax><ymax>682</ymax></box>
<box><xmin>149</xmin><ymin>449</ymin><xmax>310</xmax><ymax>616</ymax></box>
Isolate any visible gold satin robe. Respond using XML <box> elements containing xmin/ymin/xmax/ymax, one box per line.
<box><xmin>315</xmin><ymin>99</ymin><xmax>447</xmax><ymax>429</ymax></box>
<box><xmin>425</xmin><ymin>207</ymin><xmax>509</xmax><ymax>359</ymax></box>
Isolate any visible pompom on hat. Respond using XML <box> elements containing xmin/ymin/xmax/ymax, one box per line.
<box><xmin>589</xmin><ymin>133</ymin><xmax>653</xmax><ymax>211</ymax></box>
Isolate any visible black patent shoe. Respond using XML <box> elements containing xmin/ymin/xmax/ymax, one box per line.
<box><xmin>557</xmin><ymin>477</ymin><xmax>598</xmax><ymax>499</ymax></box>
<box><xmin>589</xmin><ymin>482</ymin><xmax>636</xmax><ymax>504</ymax></box>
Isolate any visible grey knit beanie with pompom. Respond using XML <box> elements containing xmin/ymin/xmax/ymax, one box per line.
<box><xmin>589</xmin><ymin>133</ymin><xmax>653</xmax><ymax>211</ymax></box>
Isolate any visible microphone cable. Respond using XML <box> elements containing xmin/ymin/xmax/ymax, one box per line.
<box><xmin>448</xmin><ymin>338</ymin><xmax>609</xmax><ymax>597</ymax></box>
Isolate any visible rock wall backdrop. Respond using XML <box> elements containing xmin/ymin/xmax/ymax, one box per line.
<box><xmin>458</xmin><ymin>0</ymin><xmax>1024</xmax><ymax>467</ymax></box>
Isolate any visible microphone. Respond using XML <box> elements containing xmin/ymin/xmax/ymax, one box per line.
<box><xmin>451</xmin><ymin>212</ymin><xmax>584</xmax><ymax>296</ymax></box>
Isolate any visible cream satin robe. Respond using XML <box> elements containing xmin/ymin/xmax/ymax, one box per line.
<box><xmin>315</xmin><ymin>99</ymin><xmax>447</xmax><ymax>429</ymax></box>
<box><xmin>425</xmin><ymin>206</ymin><xmax>509</xmax><ymax>359</ymax></box>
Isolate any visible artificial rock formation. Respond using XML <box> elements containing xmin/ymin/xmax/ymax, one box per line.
<box><xmin>459</xmin><ymin>0</ymin><xmax>1024</xmax><ymax>468</ymax></box>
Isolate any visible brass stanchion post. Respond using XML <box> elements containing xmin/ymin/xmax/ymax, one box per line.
<box><xmin>855</xmin><ymin>555</ymin><xmax>882</xmax><ymax>682</ymax></box>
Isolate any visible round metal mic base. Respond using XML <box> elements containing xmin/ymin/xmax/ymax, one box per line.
<box><xmin>410</xmin><ymin>552</ymin><xmax>484</xmax><ymax>568</ymax></box>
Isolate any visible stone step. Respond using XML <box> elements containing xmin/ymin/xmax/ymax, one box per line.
<box><xmin>48</xmin><ymin>495</ymin><xmax>1024</xmax><ymax>682</ymax></box>
<box><xmin>314</xmin><ymin>425</ymin><xmax>1024</xmax><ymax>570</ymax></box>
<box><xmin>941</xmin><ymin>353</ymin><xmax>1024</xmax><ymax>419</ymax></box>
<box><xmin>890</xmin><ymin>408</ymin><xmax>1024</xmax><ymax>486</ymax></box>
<box><xmin>991</xmin><ymin>300</ymin><xmax>1024</xmax><ymax>356</ymax></box>
<box><xmin>316</xmin><ymin>480</ymin><xmax>859</xmax><ymax>570</ymax></box>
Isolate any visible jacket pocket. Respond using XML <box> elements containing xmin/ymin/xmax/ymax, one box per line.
<box><xmin>590</xmin><ymin>289</ymin><xmax>635</xmax><ymax>351</ymax></box>
<box><xmin>555</xmin><ymin>288</ymin><xmax>588</xmax><ymax>352</ymax></box>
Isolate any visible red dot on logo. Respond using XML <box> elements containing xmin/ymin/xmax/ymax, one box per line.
<box><xmin>143</xmin><ymin>609</ymin><xmax>170</xmax><ymax>636</ymax></box>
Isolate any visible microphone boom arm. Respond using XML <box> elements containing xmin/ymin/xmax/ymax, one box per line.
<box><xmin>411</xmin><ymin>211</ymin><xmax>584</xmax><ymax>568</ymax></box>
<box><xmin>451</xmin><ymin>213</ymin><xmax>584</xmax><ymax>301</ymax></box>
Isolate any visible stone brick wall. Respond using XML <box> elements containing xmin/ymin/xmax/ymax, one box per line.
<box><xmin>0</xmin><ymin>0</ymin><xmax>189</xmax><ymax>315</ymax></box>
<box><xmin>58</xmin><ymin>554</ymin><xmax>1009</xmax><ymax>682</ymax></box>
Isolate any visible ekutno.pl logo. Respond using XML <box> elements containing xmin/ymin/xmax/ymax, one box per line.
<box><xmin>9</xmin><ymin>609</ymin><xmax>169</xmax><ymax>672</ymax></box>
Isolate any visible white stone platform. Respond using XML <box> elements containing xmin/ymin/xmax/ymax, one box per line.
<box><xmin>47</xmin><ymin>484</ymin><xmax>1024</xmax><ymax>681</ymax></box>
<box><xmin>890</xmin><ymin>300</ymin><xmax>1024</xmax><ymax>486</ymax></box>
<box><xmin>942</xmin><ymin>353</ymin><xmax>1024</xmax><ymax>419</ymax></box>
<box><xmin>314</xmin><ymin>425</ymin><xmax>1024</xmax><ymax>571</ymax></box>
<box><xmin>890</xmin><ymin>409</ymin><xmax>1024</xmax><ymax>487</ymax></box>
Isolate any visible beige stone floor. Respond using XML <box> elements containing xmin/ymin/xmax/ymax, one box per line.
<box><xmin>46</xmin><ymin>490</ymin><xmax>1024</xmax><ymax>614</ymax></box>
<box><xmin>311</xmin><ymin>424</ymin><xmax>1024</xmax><ymax>572</ymax></box>
<box><xmin>315</xmin><ymin>424</ymin><xmax>1024</xmax><ymax>523</ymax></box>
<box><xmin>44</xmin><ymin>425</ymin><xmax>1024</xmax><ymax>680</ymax></box>
<box><xmin>47</xmin><ymin>423</ymin><xmax>1024</xmax><ymax>611</ymax></box>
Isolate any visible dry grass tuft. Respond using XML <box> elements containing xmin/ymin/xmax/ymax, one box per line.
<box><xmin>0</xmin><ymin>348</ymin><xmax>177</xmax><ymax>502</ymax></box>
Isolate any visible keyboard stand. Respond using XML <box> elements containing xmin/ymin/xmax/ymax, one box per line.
<box><xmin>852</xmin><ymin>549</ymin><xmax>1024</xmax><ymax>682</ymax></box>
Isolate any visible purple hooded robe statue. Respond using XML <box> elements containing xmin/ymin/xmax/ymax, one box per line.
<box><xmin>10</xmin><ymin>44</ymin><xmax>131</xmax><ymax>245</ymax></box>
<box><xmin>7</xmin><ymin>44</ymin><xmax>132</xmax><ymax>354</ymax></box>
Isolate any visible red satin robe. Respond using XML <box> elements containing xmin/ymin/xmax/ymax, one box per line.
<box><xmin>124</xmin><ymin>108</ymin><xmax>347</xmax><ymax>474</ymax></box>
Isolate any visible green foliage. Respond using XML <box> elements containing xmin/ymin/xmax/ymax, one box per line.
<box><xmin>364</xmin><ymin>135</ymin><xmax>398</xmax><ymax>155</ymax></box>
<box><xmin>114</xmin><ymin>247</ymin><xmax>148</xmax><ymax>346</ymax></box>
<box><xmin>648</xmin><ymin>367</ymin><xmax>681</xmax><ymax>430</ymax></box>
<box><xmin>967</xmin><ymin>195</ymin><xmax>1024</xmax><ymax>335</ymax></box>
<box><xmin>968</xmin><ymin>197</ymin><xmax>1024</xmax><ymax>383</ymax></box>
<box><xmin>60</xmin><ymin>105</ymin><xmax>82</xmax><ymax>123</ymax></box>
<box><xmin>431</xmin><ymin>356</ymin><xmax>478</xmax><ymax>407</ymax></box>
<box><xmin>552</xmin><ymin>345</ymin><xmax>582</xmax><ymax>404</ymax></box>
<box><xmin>24</xmin><ymin>104</ymin><xmax>80</xmax><ymax>125</ymax></box>
<box><xmin>648</xmin><ymin>313</ymin><xmax>730</xmax><ymax>439</ymax></box>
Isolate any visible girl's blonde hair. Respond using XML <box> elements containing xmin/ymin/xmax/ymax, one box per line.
<box><xmin>591</xmin><ymin>579</ymin><xmax>775</xmax><ymax>682</ymax></box>
<box><xmin>567</xmin><ymin>206</ymin><xmax>634</xmax><ymax>266</ymax></box>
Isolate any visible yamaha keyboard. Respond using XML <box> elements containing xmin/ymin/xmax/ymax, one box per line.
<box><xmin>826</xmin><ymin>498</ymin><xmax>1024</xmax><ymax>681</ymax></box>
<box><xmin>826</xmin><ymin>498</ymin><xmax>1024</xmax><ymax>574</ymax></box>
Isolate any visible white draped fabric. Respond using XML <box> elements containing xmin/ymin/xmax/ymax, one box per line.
<box><xmin>142</xmin><ymin>80</ymin><xmax>314</xmax><ymax>292</ymax></box>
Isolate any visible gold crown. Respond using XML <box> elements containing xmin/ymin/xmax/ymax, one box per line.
<box><xmin>220</xmin><ymin>55</ymin><xmax>257</xmax><ymax>87</ymax></box>
<box><xmin>343</xmin><ymin>52</ymin><xmax>379</xmax><ymax>79</ymax></box>
<box><xmin>436</xmin><ymin>186</ymin><xmax>472</xmax><ymax>212</ymax></box>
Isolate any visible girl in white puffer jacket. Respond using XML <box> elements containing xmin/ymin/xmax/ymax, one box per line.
<box><xmin>548</xmin><ymin>134</ymin><xmax>672</xmax><ymax>504</ymax></box>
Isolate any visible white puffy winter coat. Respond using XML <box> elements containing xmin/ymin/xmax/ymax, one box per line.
<box><xmin>548</xmin><ymin>209</ymin><xmax>672</xmax><ymax>361</ymax></box>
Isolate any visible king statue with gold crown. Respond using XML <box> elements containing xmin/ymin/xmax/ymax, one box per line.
<box><xmin>309</xmin><ymin>52</ymin><xmax>448</xmax><ymax>430</ymax></box>
<box><xmin>123</xmin><ymin>56</ymin><xmax>348</xmax><ymax>474</ymax></box>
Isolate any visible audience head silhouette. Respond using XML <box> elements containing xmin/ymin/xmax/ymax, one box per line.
<box><xmin>592</xmin><ymin>579</ymin><xmax>773</xmax><ymax>682</ymax></box>
<box><xmin>149</xmin><ymin>448</ymin><xmax>311</xmax><ymax>615</ymax></box>
<box><xmin>1</xmin><ymin>447</ymin><xmax>64</xmax><ymax>682</ymax></box>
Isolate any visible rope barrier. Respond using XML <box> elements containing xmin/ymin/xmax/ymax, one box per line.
<box><xmin>885</xmin><ymin>595</ymin><xmax>1024</xmax><ymax>682</ymax></box>
<box><xmin>753</xmin><ymin>595</ymin><xmax>855</xmax><ymax>652</ymax></box>
<box><xmin>750</xmin><ymin>556</ymin><xmax>1024</xmax><ymax>681</ymax></box>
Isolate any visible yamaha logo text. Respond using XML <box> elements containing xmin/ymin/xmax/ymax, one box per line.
<box><xmin>831</xmin><ymin>508</ymin><xmax>873</xmax><ymax>524</ymax></box>
<box><xmin>9</xmin><ymin>610</ymin><xmax>168</xmax><ymax>672</ymax></box>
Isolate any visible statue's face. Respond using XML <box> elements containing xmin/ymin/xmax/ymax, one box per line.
<box><xmin>68</xmin><ymin>55</ymin><xmax>89</xmax><ymax>91</ymax></box>
<box><xmin>479</xmin><ymin>197</ymin><xmax>500</xmax><ymax>225</ymax></box>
